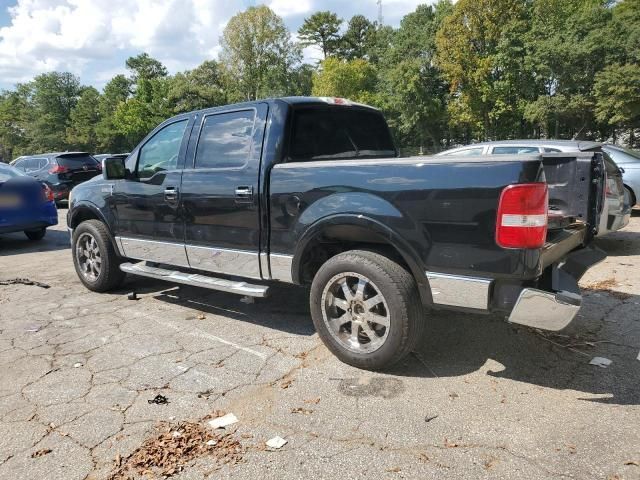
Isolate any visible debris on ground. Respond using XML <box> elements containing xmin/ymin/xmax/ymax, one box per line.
<box><xmin>31</xmin><ymin>448</ymin><xmax>52</xmax><ymax>458</ymax></box>
<box><xmin>24</xmin><ymin>325</ymin><xmax>41</xmax><ymax>333</ymax></box>
<box><xmin>127</xmin><ymin>292</ymin><xmax>138</xmax><ymax>301</ymax></box>
<box><xmin>304</xmin><ymin>397</ymin><xmax>320</xmax><ymax>404</ymax></box>
<box><xmin>208</xmin><ymin>413</ymin><xmax>238</xmax><ymax>429</ymax></box>
<box><xmin>291</xmin><ymin>407</ymin><xmax>313</xmax><ymax>415</ymax></box>
<box><xmin>589</xmin><ymin>357</ymin><xmax>612</xmax><ymax>368</ymax></box>
<box><xmin>196</xmin><ymin>312</ymin><xmax>206</xmax><ymax>320</ymax></box>
<box><xmin>584</xmin><ymin>279</ymin><xmax>632</xmax><ymax>300</ymax></box>
<box><xmin>265</xmin><ymin>436</ymin><xmax>287</xmax><ymax>450</ymax></box>
<box><xmin>636</xmin><ymin>350</ymin><xmax>640</xmax><ymax>362</ymax></box>
<box><xmin>108</xmin><ymin>421</ymin><xmax>243</xmax><ymax>479</ymax></box>
<box><xmin>424</xmin><ymin>415</ymin><xmax>438</xmax><ymax>423</ymax></box>
<box><xmin>386</xmin><ymin>466</ymin><xmax>401</xmax><ymax>473</ymax></box>
<box><xmin>73</xmin><ymin>362</ymin><xmax>82</xmax><ymax>368</ymax></box>
<box><xmin>449</xmin><ymin>392</ymin><xmax>459</xmax><ymax>399</ymax></box>
<box><xmin>624</xmin><ymin>460</ymin><xmax>639</xmax><ymax>466</ymax></box>
<box><xmin>148</xmin><ymin>394</ymin><xmax>169</xmax><ymax>405</ymax></box>
<box><xmin>240</xmin><ymin>296</ymin><xmax>255</xmax><ymax>304</ymax></box>
<box><xmin>0</xmin><ymin>278</ymin><xmax>50</xmax><ymax>288</ymax></box>
<box><xmin>280</xmin><ymin>379</ymin><xmax>293</xmax><ymax>389</ymax></box>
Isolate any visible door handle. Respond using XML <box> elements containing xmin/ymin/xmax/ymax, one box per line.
<box><xmin>164</xmin><ymin>186</ymin><xmax>178</xmax><ymax>202</ymax></box>
<box><xmin>235</xmin><ymin>186</ymin><xmax>253</xmax><ymax>203</ymax></box>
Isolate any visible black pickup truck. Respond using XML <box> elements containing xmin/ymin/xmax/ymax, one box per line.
<box><xmin>68</xmin><ymin>97</ymin><xmax>607</xmax><ymax>370</ymax></box>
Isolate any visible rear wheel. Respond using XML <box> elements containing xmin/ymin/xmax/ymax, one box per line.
<box><xmin>310</xmin><ymin>250</ymin><xmax>425</xmax><ymax>370</ymax></box>
<box><xmin>24</xmin><ymin>228</ymin><xmax>46</xmax><ymax>241</ymax></box>
<box><xmin>72</xmin><ymin>220</ymin><xmax>125</xmax><ymax>292</ymax></box>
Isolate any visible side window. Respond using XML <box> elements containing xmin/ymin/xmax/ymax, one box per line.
<box><xmin>492</xmin><ymin>146</ymin><xmax>540</xmax><ymax>155</ymax></box>
<box><xmin>455</xmin><ymin>147</ymin><xmax>484</xmax><ymax>156</ymax></box>
<box><xmin>544</xmin><ymin>148</ymin><xmax>562</xmax><ymax>153</ymax></box>
<box><xmin>194</xmin><ymin>110</ymin><xmax>255</xmax><ymax>169</ymax></box>
<box><xmin>35</xmin><ymin>158</ymin><xmax>47</xmax><ymax>170</ymax></box>
<box><xmin>13</xmin><ymin>159</ymin><xmax>25</xmax><ymax>171</ymax></box>
<box><xmin>137</xmin><ymin>120</ymin><xmax>188</xmax><ymax>179</ymax></box>
<box><xmin>23</xmin><ymin>159</ymin><xmax>37</xmax><ymax>172</ymax></box>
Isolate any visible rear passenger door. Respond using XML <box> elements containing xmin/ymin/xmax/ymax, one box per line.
<box><xmin>180</xmin><ymin>104</ymin><xmax>268</xmax><ymax>279</ymax></box>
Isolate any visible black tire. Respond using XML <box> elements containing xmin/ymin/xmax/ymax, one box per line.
<box><xmin>624</xmin><ymin>186</ymin><xmax>636</xmax><ymax>208</ymax></box>
<box><xmin>72</xmin><ymin>219</ymin><xmax>125</xmax><ymax>292</ymax></box>
<box><xmin>310</xmin><ymin>250</ymin><xmax>425</xmax><ymax>370</ymax></box>
<box><xmin>24</xmin><ymin>228</ymin><xmax>46</xmax><ymax>241</ymax></box>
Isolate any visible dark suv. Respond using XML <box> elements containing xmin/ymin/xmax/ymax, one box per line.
<box><xmin>12</xmin><ymin>152</ymin><xmax>101</xmax><ymax>204</ymax></box>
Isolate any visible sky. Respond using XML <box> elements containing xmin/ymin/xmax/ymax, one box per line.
<box><xmin>0</xmin><ymin>0</ymin><xmax>432</xmax><ymax>91</ymax></box>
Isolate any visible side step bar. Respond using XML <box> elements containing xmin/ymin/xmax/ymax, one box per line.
<box><xmin>120</xmin><ymin>262</ymin><xmax>270</xmax><ymax>297</ymax></box>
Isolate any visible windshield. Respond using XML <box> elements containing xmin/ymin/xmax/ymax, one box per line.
<box><xmin>0</xmin><ymin>164</ymin><xmax>26</xmax><ymax>181</ymax></box>
<box><xmin>288</xmin><ymin>107</ymin><xmax>396</xmax><ymax>162</ymax></box>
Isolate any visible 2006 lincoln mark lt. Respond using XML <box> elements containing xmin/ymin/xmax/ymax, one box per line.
<box><xmin>68</xmin><ymin>97</ymin><xmax>608</xmax><ymax>370</ymax></box>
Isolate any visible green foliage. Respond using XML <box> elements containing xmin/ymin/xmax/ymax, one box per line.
<box><xmin>67</xmin><ymin>87</ymin><xmax>100</xmax><ymax>152</ymax></box>
<box><xmin>339</xmin><ymin>15</ymin><xmax>376</xmax><ymax>60</ymax></box>
<box><xmin>298</xmin><ymin>11</ymin><xmax>343</xmax><ymax>59</ymax></box>
<box><xmin>594</xmin><ymin>63</ymin><xmax>640</xmax><ymax>128</ymax></box>
<box><xmin>126</xmin><ymin>53</ymin><xmax>168</xmax><ymax>82</ymax></box>
<box><xmin>221</xmin><ymin>5</ymin><xmax>301</xmax><ymax>101</ymax></box>
<box><xmin>311</xmin><ymin>57</ymin><xmax>377</xmax><ymax>103</ymax></box>
<box><xmin>167</xmin><ymin>60</ymin><xmax>227</xmax><ymax>113</ymax></box>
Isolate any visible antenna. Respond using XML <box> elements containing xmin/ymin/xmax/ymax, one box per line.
<box><xmin>377</xmin><ymin>0</ymin><xmax>383</xmax><ymax>25</ymax></box>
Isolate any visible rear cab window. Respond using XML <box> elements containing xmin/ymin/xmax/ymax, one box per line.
<box><xmin>287</xmin><ymin>106</ymin><xmax>396</xmax><ymax>162</ymax></box>
<box><xmin>444</xmin><ymin>147</ymin><xmax>484</xmax><ymax>156</ymax></box>
<box><xmin>492</xmin><ymin>146</ymin><xmax>540</xmax><ymax>155</ymax></box>
<box><xmin>194</xmin><ymin>110</ymin><xmax>255</xmax><ymax>169</ymax></box>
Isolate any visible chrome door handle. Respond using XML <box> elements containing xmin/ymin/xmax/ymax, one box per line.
<box><xmin>235</xmin><ymin>186</ymin><xmax>253</xmax><ymax>202</ymax></box>
<box><xmin>164</xmin><ymin>186</ymin><xmax>178</xmax><ymax>202</ymax></box>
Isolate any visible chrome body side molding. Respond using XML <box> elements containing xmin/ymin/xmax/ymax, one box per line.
<box><xmin>118</xmin><ymin>237</ymin><xmax>190</xmax><ymax>267</ymax></box>
<box><xmin>508</xmin><ymin>288</ymin><xmax>581</xmax><ymax>331</ymax></box>
<box><xmin>269</xmin><ymin>253</ymin><xmax>294</xmax><ymax>283</ymax></box>
<box><xmin>185</xmin><ymin>245</ymin><xmax>261</xmax><ymax>279</ymax></box>
<box><xmin>426</xmin><ymin>271</ymin><xmax>492</xmax><ymax>310</ymax></box>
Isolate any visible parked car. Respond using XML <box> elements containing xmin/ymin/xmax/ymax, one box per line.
<box><xmin>0</xmin><ymin>163</ymin><xmax>57</xmax><ymax>240</ymax></box>
<box><xmin>68</xmin><ymin>97</ymin><xmax>608</xmax><ymax>370</ymax></box>
<box><xmin>93</xmin><ymin>153</ymin><xmax>130</xmax><ymax>163</ymax></box>
<box><xmin>600</xmin><ymin>144</ymin><xmax>640</xmax><ymax>208</ymax></box>
<box><xmin>12</xmin><ymin>152</ymin><xmax>101</xmax><ymax>204</ymax></box>
<box><xmin>436</xmin><ymin>140</ymin><xmax>631</xmax><ymax>234</ymax></box>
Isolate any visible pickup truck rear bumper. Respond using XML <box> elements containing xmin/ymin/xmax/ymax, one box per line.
<box><xmin>427</xmin><ymin>246</ymin><xmax>606</xmax><ymax>332</ymax></box>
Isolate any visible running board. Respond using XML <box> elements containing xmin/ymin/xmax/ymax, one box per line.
<box><xmin>120</xmin><ymin>262</ymin><xmax>270</xmax><ymax>297</ymax></box>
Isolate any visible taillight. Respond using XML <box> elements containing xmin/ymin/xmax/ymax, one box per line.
<box><xmin>42</xmin><ymin>183</ymin><xmax>55</xmax><ymax>203</ymax></box>
<box><xmin>496</xmin><ymin>183</ymin><xmax>548</xmax><ymax>249</ymax></box>
<box><xmin>49</xmin><ymin>164</ymin><xmax>68</xmax><ymax>174</ymax></box>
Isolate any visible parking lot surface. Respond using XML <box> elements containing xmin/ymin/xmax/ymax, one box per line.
<box><xmin>0</xmin><ymin>210</ymin><xmax>639</xmax><ymax>480</ymax></box>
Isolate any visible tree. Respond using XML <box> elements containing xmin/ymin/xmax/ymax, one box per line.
<box><xmin>435</xmin><ymin>0</ymin><xmax>533</xmax><ymax>141</ymax></box>
<box><xmin>339</xmin><ymin>15</ymin><xmax>376</xmax><ymax>60</ymax></box>
<box><xmin>96</xmin><ymin>74</ymin><xmax>132</xmax><ymax>152</ymax></box>
<box><xmin>221</xmin><ymin>6</ymin><xmax>301</xmax><ymax>100</ymax></box>
<box><xmin>378</xmin><ymin>2</ymin><xmax>452</xmax><ymax>152</ymax></box>
<box><xmin>298</xmin><ymin>11</ymin><xmax>343</xmax><ymax>59</ymax></box>
<box><xmin>594</xmin><ymin>63</ymin><xmax>640</xmax><ymax>144</ymax></box>
<box><xmin>311</xmin><ymin>57</ymin><xmax>377</xmax><ymax>103</ymax></box>
<box><xmin>126</xmin><ymin>53</ymin><xmax>168</xmax><ymax>82</ymax></box>
<box><xmin>67</xmin><ymin>87</ymin><xmax>100</xmax><ymax>152</ymax></box>
<box><xmin>0</xmin><ymin>86</ymin><xmax>32</xmax><ymax>160</ymax></box>
<box><xmin>167</xmin><ymin>60</ymin><xmax>227</xmax><ymax>113</ymax></box>
<box><xmin>29</xmin><ymin>72</ymin><xmax>82</xmax><ymax>152</ymax></box>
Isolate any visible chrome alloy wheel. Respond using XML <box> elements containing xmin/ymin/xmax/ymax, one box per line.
<box><xmin>75</xmin><ymin>232</ymin><xmax>101</xmax><ymax>282</ymax></box>
<box><xmin>321</xmin><ymin>272</ymin><xmax>390</xmax><ymax>353</ymax></box>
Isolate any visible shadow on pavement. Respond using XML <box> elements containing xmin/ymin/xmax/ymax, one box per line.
<box><xmin>389</xmin><ymin>288</ymin><xmax>640</xmax><ymax>406</ymax></box>
<box><xmin>0</xmin><ymin>227</ymin><xmax>70</xmax><ymax>256</ymax></box>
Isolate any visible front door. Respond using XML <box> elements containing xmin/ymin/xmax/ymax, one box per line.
<box><xmin>179</xmin><ymin>105</ymin><xmax>267</xmax><ymax>279</ymax></box>
<box><xmin>114</xmin><ymin>117</ymin><xmax>192</xmax><ymax>266</ymax></box>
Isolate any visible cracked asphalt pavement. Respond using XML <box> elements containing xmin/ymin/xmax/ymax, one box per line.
<box><xmin>0</xmin><ymin>210</ymin><xmax>639</xmax><ymax>479</ymax></box>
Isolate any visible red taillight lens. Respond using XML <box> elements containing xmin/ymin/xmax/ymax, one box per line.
<box><xmin>496</xmin><ymin>183</ymin><xmax>548</xmax><ymax>249</ymax></box>
<box><xmin>49</xmin><ymin>164</ymin><xmax>68</xmax><ymax>174</ymax></box>
<box><xmin>42</xmin><ymin>183</ymin><xmax>55</xmax><ymax>203</ymax></box>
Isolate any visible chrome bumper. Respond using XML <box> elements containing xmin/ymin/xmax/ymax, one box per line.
<box><xmin>508</xmin><ymin>288</ymin><xmax>581</xmax><ymax>331</ymax></box>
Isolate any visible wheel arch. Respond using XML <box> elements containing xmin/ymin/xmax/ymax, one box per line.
<box><xmin>291</xmin><ymin>214</ymin><xmax>432</xmax><ymax>305</ymax></box>
<box><xmin>68</xmin><ymin>202</ymin><xmax>122</xmax><ymax>257</ymax></box>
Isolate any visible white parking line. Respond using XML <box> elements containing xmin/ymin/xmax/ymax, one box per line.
<box><xmin>154</xmin><ymin>318</ymin><xmax>268</xmax><ymax>360</ymax></box>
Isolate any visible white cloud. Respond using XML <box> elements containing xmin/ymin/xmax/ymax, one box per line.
<box><xmin>0</xmin><ymin>0</ymin><xmax>433</xmax><ymax>89</ymax></box>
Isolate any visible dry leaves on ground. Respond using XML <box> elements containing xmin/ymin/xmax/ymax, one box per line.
<box><xmin>108</xmin><ymin>421</ymin><xmax>243</xmax><ymax>479</ymax></box>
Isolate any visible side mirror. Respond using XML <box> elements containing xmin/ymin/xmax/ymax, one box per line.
<box><xmin>103</xmin><ymin>157</ymin><xmax>126</xmax><ymax>180</ymax></box>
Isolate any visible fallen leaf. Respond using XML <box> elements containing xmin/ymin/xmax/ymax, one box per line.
<box><xmin>281</xmin><ymin>379</ymin><xmax>293</xmax><ymax>389</ymax></box>
<box><xmin>304</xmin><ymin>397</ymin><xmax>321</xmax><ymax>404</ymax></box>
<box><xmin>444</xmin><ymin>438</ymin><xmax>458</xmax><ymax>448</ymax></box>
<box><xmin>31</xmin><ymin>448</ymin><xmax>52</xmax><ymax>458</ymax></box>
<box><xmin>291</xmin><ymin>407</ymin><xmax>313</xmax><ymax>415</ymax></box>
<box><xmin>624</xmin><ymin>460</ymin><xmax>639</xmax><ymax>466</ymax></box>
<box><xmin>386</xmin><ymin>466</ymin><xmax>401</xmax><ymax>473</ymax></box>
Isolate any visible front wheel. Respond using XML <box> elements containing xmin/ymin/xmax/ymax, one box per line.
<box><xmin>72</xmin><ymin>220</ymin><xmax>125</xmax><ymax>292</ymax></box>
<box><xmin>310</xmin><ymin>250</ymin><xmax>425</xmax><ymax>370</ymax></box>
